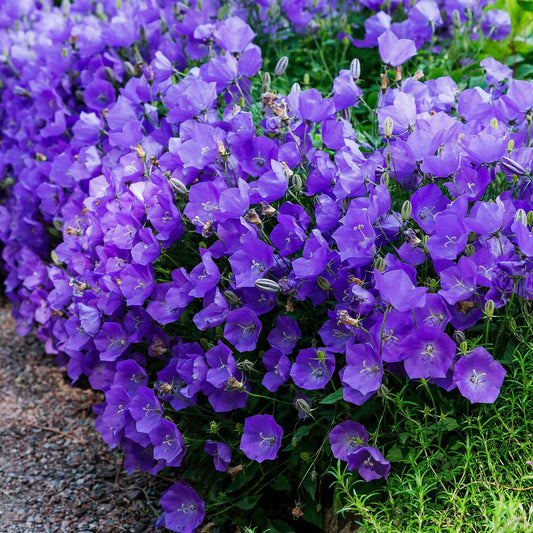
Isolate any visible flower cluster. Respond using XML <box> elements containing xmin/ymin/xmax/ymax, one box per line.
<box><xmin>0</xmin><ymin>0</ymin><xmax>521</xmax><ymax>531</ymax></box>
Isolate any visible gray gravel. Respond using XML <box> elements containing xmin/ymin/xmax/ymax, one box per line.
<box><xmin>0</xmin><ymin>304</ymin><xmax>170</xmax><ymax>532</ymax></box>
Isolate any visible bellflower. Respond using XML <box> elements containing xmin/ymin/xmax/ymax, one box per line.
<box><xmin>240</xmin><ymin>414</ymin><xmax>283</xmax><ymax>463</ymax></box>
<box><xmin>329</xmin><ymin>421</ymin><xmax>369</xmax><ymax>461</ymax></box>
<box><xmin>453</xmin><ymin>347</ymin><xmax>506</xmax><ymax>403</ymax></box>
<box><xmin>158</xmin><ymin>481</ymin><xmax>205</xmax><ymax>533</ymax></box>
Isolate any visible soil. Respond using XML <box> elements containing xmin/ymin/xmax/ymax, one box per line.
<box><xmin>0</xmin><ymin>303</ymin><xmax>170</xmax><ymax>533</ymax></box>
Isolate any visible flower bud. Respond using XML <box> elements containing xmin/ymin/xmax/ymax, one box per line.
<box><xmin>464</xmin><ymin>243</ymin><xmax>475</xmax><ymax>256</ymax></box>
<box><xmin>303</xmin><ymin>73</ymin><xmax>310</xmax><ymax>86</ymax></box>
<box><xmin>291</xmin><ymin>82</ymin><xmax>301</xmax><ymax>93</ymax></box>
<box><xmin>209</xmin><ymin>421</ymin><xmax>220</xmax><ymax>434</ymax></box>
<box><xmin>401</xmin><ymin>200</ymin><xmax>412</xmax><ymax>221</ymax></box>
<box><xmin>452</xmin><ymin>330</ymin><xmax>466</xmax><ymax>346</ymax></box>
<box><xmin>223</xmin><ymin>290</ymin><xmax>240</xmax><ymax>305</ymax></box>
<box><xmin>169</xmin><ymin>177</ymin><xmax>188</xmax><ymax>195</ymax></box>
<box><xmin>300</xmin><ymin>452</ymin><xmax>311</xmax><ymax>462</ymax></box>
<box><xmin>104</xmin><ymin>66</ymin><xmax>116</xmax><ymax>85</ymax></box>
<box><xmin>484</xmin><ymin>299</ymin><xmax>495</xmax><ymax>320</ymax></box>
<box><xmin>383</xmin><ymin>117</ymin><xmax>394</xmax><ymax>138</ymax></box>
<box><xmin>350</xmin><ymin>58</ymin><xmax>361</xmax><ymax>80</ymax></box>
<box><xmin>61</xmin><ymin>0</ymin><xmax>71</xmax><ymax>15</ymax></box>
<box><xmin>507</xmin><ymin>139</ymin><xmax>515</xmax><ymax>152</ymax></box>
<box><xmin>452</xmin><ymin>9</ymin><xmax>461</xmax><ymax>28</ymax></box>
<box><xmin>459</xmin><ymin>341</ymin><xmax>468</xmax><ymax>354</ymax></box>
<box><xmin>413</xmin><ymin>69</ymin><xmax>424</xmax><ymax>81</ymax></box>
<box><xmin>338</xmin><ymin>14</ymin><xmax>347</xmax><ymax>28</ymax></box>
<box><xmin>307</xmin><ymin>21</ymin><xmax>320</xmax><ymax>35</ymax></box>
<box><xmin>292</xmin><ymin>174</ymin><xmax>303</xmax><ymax>192</ymax></box>
<box><xmin>528</xmin><ymin>211</ymin><xmax>533</xmax><ymax>227</ymax></box>
<box><xmin>515</xmin><ymin>208</ymin><xmax>528</xmax><ymax>226</ymax></box>
<box><xmin>274</xmin><ymin>56</ymin><xmax>289</xmax><ymax>77</ymax></box>
<box><xmin>254</xmin><ymin>278</ymin><xmax>280</xmax><ymax>293</ymax></box>
<box><xmin>374</xmin><ymin>256</ymin><xmax>385</xmax><ymax>272</ymax></box>
<box><xmin>316</xmin><ymin>276</ymin><xmax>331</xmax><ymax>291</ymax></box>
<box><xmin>377</xmin><ymin>384</ymin><xmax>389</xmax><ymax>398</ymax></box>
<box><xmin>261</xmin><ymin>71</ymin><xmax>271</xmax><ymax>93</ymax></box>
<box><xmin>124</xmin><ymin>60</ymin><xmax>136</xmax><ymax>77</ymax></box>
<box><xmin>490</xmin><ymin>117</ymin><xmax>498</xmax><ymax>129</ymax></box>
<box><xmin>501</xmin><ymin>156</ymin><xmax>527</xmax><ymax>176</ymax></box>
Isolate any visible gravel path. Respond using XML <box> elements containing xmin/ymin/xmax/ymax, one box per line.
<box><xmin>0</xmin><ymin>304</ymin><xmax>169</xmax><ymax>533</ymax></box>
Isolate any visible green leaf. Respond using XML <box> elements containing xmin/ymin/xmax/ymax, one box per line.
<box><xmin>271</xmin><ymin>475</ymin><xmax>292</xmax><ymax>492</ymax></box>
<box><xmin>387</xmin><ymin>446</ymin><xmax>404</xmax><ymax>462</ymax></box>
<box><xmin>237</xmin><ymin>494</ymin><xmax>261</xmax><ymax>511</ymax></box>
<box><xmin>440</xmin><ymin>417</ymin><xmax>459</xmax><ymax>432</ymax></box>
<box><xmin>320</xmin><ymin>388</ymin><xmax>344</xmax><ymax>404</ymax></box>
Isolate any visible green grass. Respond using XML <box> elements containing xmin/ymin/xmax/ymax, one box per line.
<box><xmin>330</xmin><ymin>340</ymin><xmax>533</xmax><ymax>533</ymax></box>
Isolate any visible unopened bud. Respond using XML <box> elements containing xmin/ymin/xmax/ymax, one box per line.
<box><xmin>459</xmin><ymin>341</ymin><xmax>468</xmax><ymax>354</ymax></box>
<box><xmin>254</xmin><ymin>278</ymin><xmax>280</xmax><ymax>293</ymax></box>
<box><xmin>291</xmin><ymin>82</ymin><xmax>301</xmax><ymax>93</ymax></box>
<box><xmin>401</xmin><ymin>200</ymin><xmax>412</xmax><ymax>221</ymax></box>
<box><xmin>452</xmin><ymin>9</ymin><xmax>461</xmax><ymax>28</ymax></box>
<box><xmin>515</xmin><ymin>208</ymin><xmax>528</xmax><ymax>226</ymax></box>
<box><xmin>124</xmin><ymin>60</ymin><xmax>136</xmax><ymax>77</ymax></box>
<box><xmin>303</xmin><ymin>73</ymin><xmax>310</xmax><ymax>86</ymax></box>
<box><xmin>169</xmin><ymin>177</ymin><xmax>188</xmax><ymax>195</ymax></box>
<box><xmin>484</xmin><ymin>299</ymin><xmax>495</xmax><ymax>320</ymax></box>
<box><xmin>292</xmin><ymin>174</ymin><xmax>303</xmax><ymax>192</ymax></box>
<box><xmin>383</xmin><ymin>116</ymin><xmax>394</xmax><ymax>138</ymax></box>
<box><xmin>464</xmin><ymin>243</ymin><xmax>475</xmax><ymax>256</ymax></box>
<box><xmin>209</xmin><ymin>421</ymin><xmax>220</xmax><ymax>434</ymax></box>
<box><xmin>507</xmin><ymin>139</ymin><xmax>515</xmax><ymax>152</ymax></box>
<box><xmin>307</xmin><ymin>21</ymin><xmax>320</xmax><ymax>35</ymax></box>
<box><xmin>490</xmin><ymin>117</ymin><xmax>498</xmax><ymax>129</ymax></box>
<box><xmin>501</xmin><ymin>156</ymin><xmax>527</xmax><ymax>176</ymax></box>
<box><xmin>452</xmin><ymin>330</ymin><xmax>466</xmax><ymax>346</ymax></box>
<box><xmin>316</xmin><ymin>276</ymin><xmax>331</xmax><ymax>291</ymax></box>
<box><xmin>104</xmin><ymin>66</ymin><xmax>116</xmax><ymax>84</ymax></box>
<box><xmin>61</xmin><ymin>0</ymin><xmax>71</xmax><ymax>15</ymax></box>
<box><xmin>261</xmin><ymin>71</ymin><xmax>271</xmax><ymax>93</ymax></box>
<box><xmin>374</xmin><ymin>256</ymin><xmax>385</xmax><ymax>272</ymax></box>
<box><xmin>350</xmin><ymin>58</ymin><xmax>361</xmax><ymax>80</ymax></box>
<box><xmin>528</xmin><ymin>211</ymin><xmax>533</xmax><ymax>227</ymax></box>
<box><xmin>223</xmin><ymin>290</ymin><xmax>240</xmax><ymax>305</ymax></box>
<box><xmin>274</xmin><ymin>56</ymin><xmax>289</xmax><ymax>77</ymax></box>
<box><xmin>338</xmin><ymin>14</ymin><xmax>347</xmax><ymax>28</ymax></box>
<box><xmin>377</xmin><ymin>384</ymin><xmax>389</xmax><ymax>398</ymax></box>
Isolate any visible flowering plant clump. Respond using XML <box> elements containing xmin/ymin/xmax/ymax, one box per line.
<box><xmin>0</xmin><ymin>0</ymin><xmax>528</xmax><ymax>530</ymax></box>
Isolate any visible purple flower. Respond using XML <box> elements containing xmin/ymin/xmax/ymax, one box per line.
<box><xmin>224</xmin><ymin>307</ymin><xmax>262</xmax><ymax>353</ymax></box>
<box><xmin>158</xmin><ymin>481</ymin><xmax>205</xmax><ymax>533</ymax></box>
<box><xmin>399</xmin><ymin>326</ymin><xmax>456</xmax><ymax>379</ymax></box>
<box><xmin>262</xmin><ymin>348</ymin><xmax>292</xmax><ymax>392</ymax></box>
<box><xmin>128</xmin><ymin>386</ymin><xmax>163</xmax><ymax>434</ymax></box>
<box><xmin>228</xmin><ymin>234</ymin><xmax>275</xmax><ymax>288</ymax></box>
<box><xmin>374</xmin><ymin>269</ymin><xmax>427</xmax><ymax>313</ymax></box>
<box><xmin>481</xmin><ymin>9</ymin><xmax>512</xmax><ymax>40</ymax></box>
<box><xmin>240</xmin><ymin>414</ymin><xmax>283</xmax><ymax>463</ymax></box>
<box><xmin>341</xmin><ymin>343</ymin><xmax>383</xmax><ymax>396</ymax></box>
<box><xmin>267</xmin><ymin>316</ymin><xmax>301</xmax><ymax>355</ymax></box>
<box><xmin>290</xmin><ymin>347</ymin><xmax>335</xmax><ymax>390</ymax></box>
<box><xmin>204</xmin><ymin>441</ymin><xmax>232</xmax><ymax>472</ymax></box>
<box><xmin>347</xmin><ymin>446</ymin><xmax>390</xmax><ymax>481</ymax></box>
<box><xmin>378</xmin><ymin>30</ymin><xmax>417</xmax><ymax>67</ymax></box>
<box><xmin>453</xmin><ymin>347</ymin><xmax>506</xmax><ymax>403</ymax></box>
<box><xmin>150</xmin><ymin>419</ymin><xmax>187</xmax><ymax>467</ymax></box>
<box><xmin>329</xmin><ymin>421</ymin><xmax>369</xmax><ymax>461</ymax></box>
